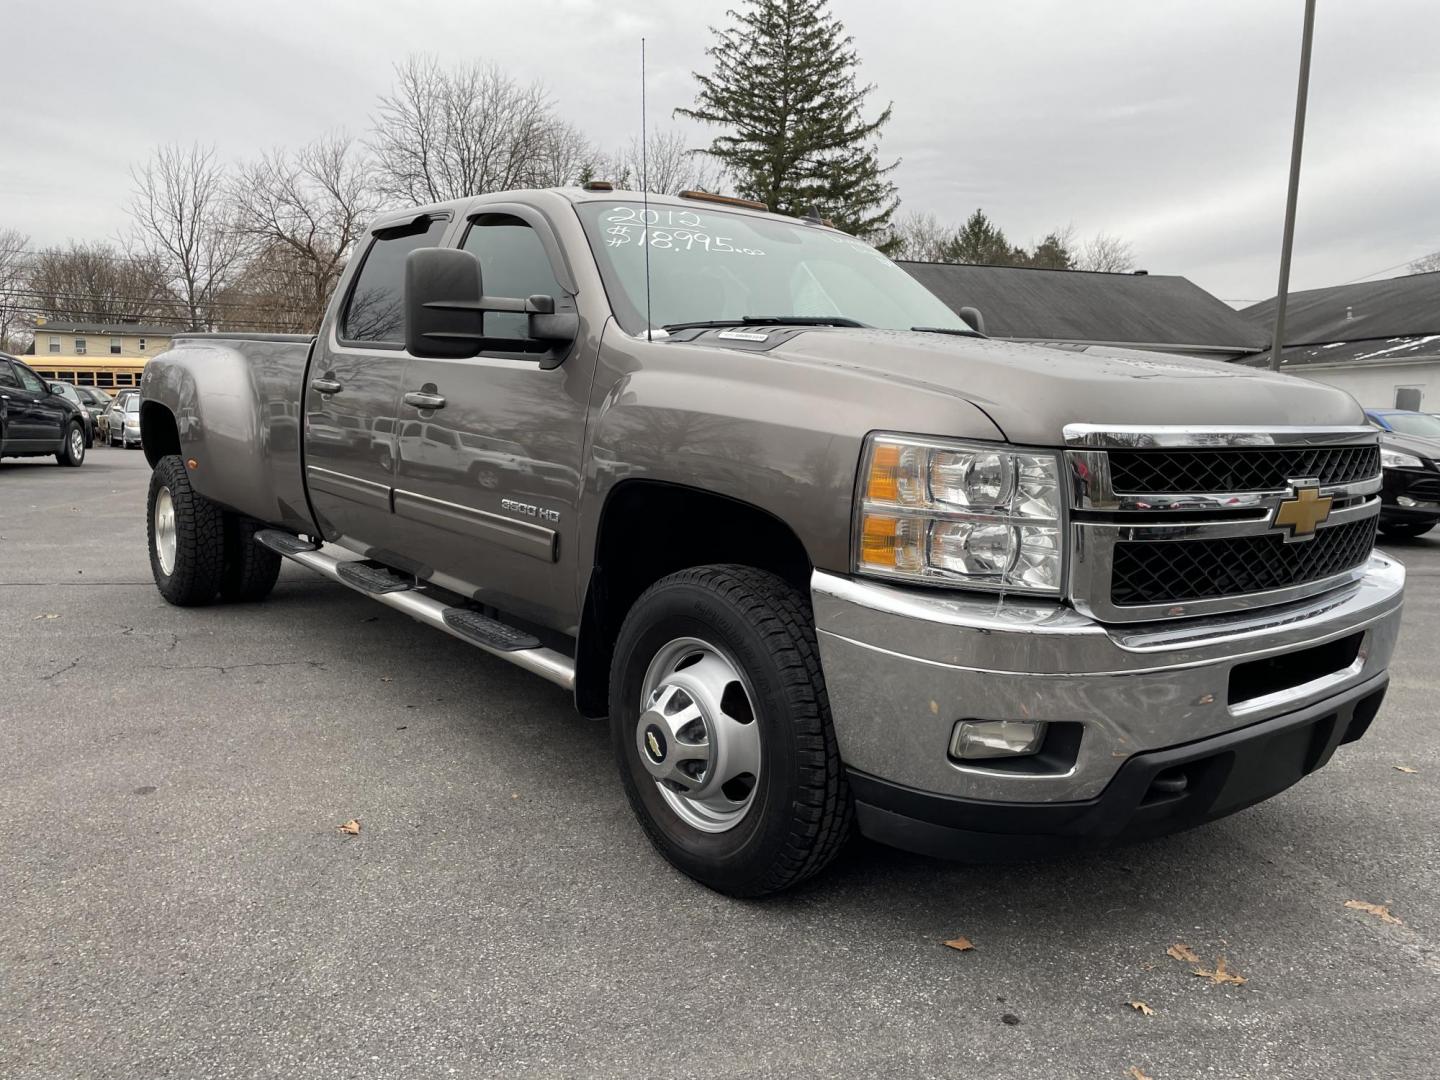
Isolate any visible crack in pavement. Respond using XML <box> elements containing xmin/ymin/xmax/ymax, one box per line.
<box><xmin>137</xmin><ymin>659</ymin><xmax>327</xmax><ymax>676</ymax></box>
<box><xmin>40</xmin><ymin>658</ymin><xmax>82</xmax><ymax>682</ymax></box>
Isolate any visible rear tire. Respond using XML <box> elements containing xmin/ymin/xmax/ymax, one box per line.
<box><xmin>220</xmin><ymin>514</ymin><xmax>282</xmax><ymax>602</ymax></box>
<box><xmin>148</xmin><ymin>455</ymin><xmax>225</xmax><ymax>606</ymax></box>
<box><xmin>55</xmin><ymin>421</ymin><xmax>85</xmax><ymax>467</ymax></box>
<box><xmin>609</xmin><ymin>564</ymin><xmax>851</xmax><ymax>897</ymax></box>
<box><xmin>1379</xmin><ymin>521</ymin><xmax>1435</xmax><ymax>539</ymax></box>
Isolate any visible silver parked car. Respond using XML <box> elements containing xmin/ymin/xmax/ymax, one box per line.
<box><xmin>105</xmin><ymin>390</ymin><xmax>142</xmax><ymax>448</ymax></box>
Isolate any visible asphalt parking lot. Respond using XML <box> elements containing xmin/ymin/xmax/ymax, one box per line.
<box><xmin>2</xmin><ymin>447</ymin><xmax>1438</xmax><ymax>1080</ymax></box>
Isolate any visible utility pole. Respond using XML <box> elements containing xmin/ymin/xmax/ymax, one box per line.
<box><xmin>1270</xmin><ymin>0</ymin><xmax>1318</xmax><ymax>371</ymax></box>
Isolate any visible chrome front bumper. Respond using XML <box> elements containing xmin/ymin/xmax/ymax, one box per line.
<box><xmin>812</xmin><ymin>552</ymin><xmax>1405</xmax><ymax>804</ymax></box>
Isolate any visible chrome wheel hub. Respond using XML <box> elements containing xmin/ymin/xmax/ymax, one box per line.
<box><xmin>637</xmin><ymin>637</ymin><xmax>762</xmax><ymax>833</ymax></box>
<box><xmin>154</xmin><ymin>487</ymin><xmax>177</xmax><ymax>576</ymax></box>
<box><xmin>69</xmin><ymin>428</ymin><xmax>84</xmax><ymax>460</ymax></box>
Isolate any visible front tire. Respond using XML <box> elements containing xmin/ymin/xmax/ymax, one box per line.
<box><xmin>609</xmin><ymin>565</ymin><xmax>851</xmax><ymax>897</ymax></box>
<box><xmin>55</xmin><ymin>421</ymin><xmax>85</xmax><ymax>467</ymax></box>
<box><xmin>1380</xmin><ymin>521</ymin><xmax>1435</xmax><ymax>539</ymax></box>
<box><xmin>148</xmin><ymin>455</ymin><xmax>225</xmax><ymax>606</ymax></box>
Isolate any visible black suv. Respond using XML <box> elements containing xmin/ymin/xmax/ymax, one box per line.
<box><xmin>0</xmin><ymin>353</ymin><xmax>90</xmax><ymax>467</ymax></box>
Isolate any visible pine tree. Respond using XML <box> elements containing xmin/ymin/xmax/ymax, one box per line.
<box><xmin>943</xmin><ymin>210</ymin><xmax>1013</xmax><ymax>266</ymax></box>
<box><xmin>678</xmin><ymin>0</ymin><xmax>899</xmax><ymax>244</ymax></box>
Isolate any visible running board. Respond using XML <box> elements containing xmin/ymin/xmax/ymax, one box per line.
<box><xmin>254</xmin><ymin>530</ymin><xmax>574</xmax><ymax>690</ymax></box>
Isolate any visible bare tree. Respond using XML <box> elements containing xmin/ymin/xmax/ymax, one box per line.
<box><xmin>1409</xmin><ymin>251</ymin><xmax>1440</xmax><ymax>274</ymax></box>
<box><xmin>370</xmin><ymin>56</ymin><xmax>557</xmax><ymax>203</ymax></box>
<box><xmin>886</xmin><ymin>210</ymin><xmax>952</xmax><ymax>262</ymax></box>
<box><xmin>127</xmin><ymin>143</ymin><xmax>247</xmax><ymax>330</ymax></box>
<box><xmin>1077</xmin><ymin>231</ymin><xmax>1137</xmax><ymax>273</ymax></box>
<box><xmin>231</xmin><ymin>133</ymin><xmax>380</xmax><ymax>331</ymax></box>
<box><xmin>23</xmin><ymin>241</ymin><xmax>176</xmax><ymax>325</ymax></box>
<box><xmin>602</xmin><ymin>128</ymin><xmax>722</xmax><ymax>195</ymax></box>
<box><xmin>0</xmin><ymin>228</ymin><xmax>29</xmax><ymax>351</ymax></box>
<box><xmin>530</xmin><ymin>120</ymin><xmax>602</xmax><ymax>188</ymax></box>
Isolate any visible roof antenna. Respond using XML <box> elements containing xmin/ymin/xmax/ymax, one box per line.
<box><xmin>641</xmin><ymin>37</ymin><xmax>654</xmax><ymax>342</ymax></box>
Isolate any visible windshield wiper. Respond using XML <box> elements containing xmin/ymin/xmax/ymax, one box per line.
<box><xmin>662</xmin><ymin>315</ymin><xmax>869</xmax><ymax>332</ymax></box>
<box><xmin>910</xmin><ymin>325</ymin><xmax>985</xmax><ymax>338</ymax></box>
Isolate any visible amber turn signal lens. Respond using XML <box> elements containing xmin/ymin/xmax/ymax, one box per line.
<box><xmin>860</xmin><ymin>513</ymin><xmax>898</xmax><ymax>566</ymax></box>
<box><xmin>867</xmin><ymin>443</ymin><xmax>902</xmax><ymax>503</ymax></box>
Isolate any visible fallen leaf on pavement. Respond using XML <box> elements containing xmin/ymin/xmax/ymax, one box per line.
<box><xmin>943</xmin><ymin>937</ymin><xmax>975</xmax><ymax>952</ymax></box>
<box><xmin>33</xmin><ymin>613</ymin><xmax>61</xmax><ymax>620</ymax></box>
<box><xmin>1127</xmin><ymin>1000</ymin><xmax>1155</xmax><ymax>1016</ymax></box>
<box><xmin>1345</xmin><ymin>899</ymin><xmax>1402</xmax><ymax>924</ymax></box>
<box><xmin>1128</xmin><ymin>1068</ymin><xmax>1153</xmax><ymax>1080</ymax></box>
<box><xmin>1166</xmin><ymin>943</ymin><xmax>1200</xmax><ymax>964</ymax></box>
<box><xmin>337</xmin><ymin>819</ymin><xmax>361</xmax><ymax>835</ymax></box>
<box><xmin>1392</xmin><ymin>765</ymin><xmax>1418</xmax><ymax>774</ymax></box>
<box><xmin>1191</xmin><ymin>955</ymin><xmax>1246</xmax><ymax>986</ymax></box>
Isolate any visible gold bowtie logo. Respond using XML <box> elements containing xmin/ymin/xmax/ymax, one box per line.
<box><xmin>1272</xmin><ymin>484</ymin><xmax>1333</xmax><ymax>541</ymax></box>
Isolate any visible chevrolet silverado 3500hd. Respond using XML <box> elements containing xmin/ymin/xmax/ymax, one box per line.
<box><xmin>139</xmin><ymin>187</ymin><xmax>1405</xmax><ymax>896</ymax></box>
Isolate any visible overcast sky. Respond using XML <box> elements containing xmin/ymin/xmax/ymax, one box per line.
<box><xmin>4</xmin><ymin>0</ymin><xmax>1437</xmax><ymax>304</ymax></box>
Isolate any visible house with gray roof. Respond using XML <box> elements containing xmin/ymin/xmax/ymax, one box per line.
<box><xmin>898</xmin><ymin>261</ymin><xmax>1267</xmax><ymax>360</ymax></box>
<box><xmin>1237</xmin><ymin>272</ymin><xmax>1440</xmax><ymax>411</ymax></box>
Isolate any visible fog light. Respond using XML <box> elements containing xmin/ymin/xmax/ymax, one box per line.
<box><xmin>951</xmin><ymin>719</ymin><xmax>1047</xmax><ymax>760</ymax></box>
<box><xmin>1398</xmin><ymin>496</ymin><xmax>1417</xmax><ymax>507</ymax></box>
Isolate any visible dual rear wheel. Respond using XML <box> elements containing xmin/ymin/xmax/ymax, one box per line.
<box><xmin>147</xmin><ymin>454</ymin><xmax>282</xmax><ymax>606</ymax></box>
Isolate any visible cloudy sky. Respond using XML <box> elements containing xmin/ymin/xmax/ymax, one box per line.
<box><xmin>4</xmin><ymin>0</ymin><xmax>1437</xmax><ymax>304</ymax></box>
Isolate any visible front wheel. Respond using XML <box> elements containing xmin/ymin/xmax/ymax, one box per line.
<box><xmin>55</xmin><ymin>422</ymin><xmax>85</xmax><ymax>467</ymax></box>
<box><xmin>609</xmin><ymin>565</ymin><xmax>851</xmax><ymax>897</ymax></box>
<box><xmin>1380</xmin><ymin>521</ymin><xmax>1435</xmax><ymax>539</ymax></box>
<box><xmin>148</xmin><ymin>455</ymin><xmax>225</xmax><ymax>606</ymax></box>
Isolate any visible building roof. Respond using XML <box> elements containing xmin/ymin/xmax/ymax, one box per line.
<box><xmin>33</xmin><ymin>320</ymin><xmax>184</xmax><ymax>337</ymax></box>
<box><xmin>898</xmin><ymin>261</ymin><xmax>1268</xmax><ymax>355</ymax></box>
<box><xmin>1234</xmin><ymin>334</ymin><xmax>1440</xmax><ymax>370</ymax></box>
<box><xmin>1240</xmin><ymin>271</ymin><xmax>1440</xmax><ymax>347</ymax></box>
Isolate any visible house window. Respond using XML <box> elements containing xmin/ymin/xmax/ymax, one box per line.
<box><xmin>48</xmin><ymin>335</ymin><xmax>60</xmax><ymax>353</ymax></box>
<box><xmin>1395</xmin><ymin>386</ymin><xmax>1423</xmax><ymax>411</ymax></box>
<box><xmin>139</xmin><ymin>338</ymin><xmax>147</xmax><ymax>351</ymax></box>
<box><xmin>110</xmin><ymin>338</ymin><xmax>122</xmax><ymax>355</ymax></box>
<box><xmin>74</xmin><ymin>338</ymin><xmax>87</xmax><ymax>355</ymax></box>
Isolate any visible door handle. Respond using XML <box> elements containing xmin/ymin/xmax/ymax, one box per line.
<box><xmin>310</xmin><ymin>377</ymin><xmax>343</xmax><ymax>395</ymax></box>
<box><xmin>403</xmin><ymin>390</ymin><xmax>446</xmax><ymax>410</ymax></box>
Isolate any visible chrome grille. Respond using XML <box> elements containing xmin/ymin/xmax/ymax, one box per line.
<box><xmin>1108</xmin><ymin>445</ymin><xmax>1380</xmax><ymax>494</ymax></box>
<box><xmin>1064</xmin><ymin>425</ymin><xmax>1382</xmax><ymax>623</ymax></box>
<box><xmin>1111</xmin><ymin>517</ymin><xmax>1378</xmax><ymax>606</ymax></box>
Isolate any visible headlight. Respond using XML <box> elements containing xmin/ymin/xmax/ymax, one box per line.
<box><xmin>856</xmin><ymin>435</ymin><xmax>1064</xmax><ymax>593</ymax></box>
<box><xmin>1381</xmin><ymin>447</ymin><xmax>1424</xmax><ymax>469</ymax></box>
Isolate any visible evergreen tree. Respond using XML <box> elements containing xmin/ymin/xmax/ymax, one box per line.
<box><xmin>678</xmin><ymin>0</ymin><xmax>899</xmax><ymax>244</ymax></box>
<box><xmin>1027</xmin><ymin>232</ymin><xmax>1076</xmax><ymax>270</ymax></box>
<box><xmin>943</xmin><ymin>210</ymin><xmax>1013</xmax><ymax>266</ymax></box>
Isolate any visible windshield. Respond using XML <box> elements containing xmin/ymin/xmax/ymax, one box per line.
<box><xmin>125</xmin><ymin>398</ymin><xmax>140</xmax><ymax>414</ymax></box>
<box><xmin>1384</xmin><ymin>412</ymin><xmax>1440</xmax><ymax>439</ymax></box>
<box><xmin>576</xmin><ymin>201</ymin><xmax>969</xmax><ymax>336</ymax></box>
<box><xmin>50</xmin><ymin>383</ymin><xmax>80</xmax><ymax>404</ymax></box>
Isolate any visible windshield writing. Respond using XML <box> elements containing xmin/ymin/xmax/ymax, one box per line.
<box><xmin>578</xmin><ymin>202</ymin><xmax>968</xmax><ymax>336</ymax></box>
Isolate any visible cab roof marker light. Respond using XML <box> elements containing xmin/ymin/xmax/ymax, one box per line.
<box><xmin>678</xmin><ymin>190</ymin><xmax>770</xmax><ymax>212</ymax></box>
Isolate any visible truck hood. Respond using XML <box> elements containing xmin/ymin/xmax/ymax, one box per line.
<box><xmin>765</xmin><ymin>329</ymin><xmax>1365</xmax><ymax>446</ymax></box>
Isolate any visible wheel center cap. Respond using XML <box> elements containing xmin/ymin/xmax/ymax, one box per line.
<box><xmin>643</xmin><ymin>724</ymin><xmax>667</xmax><ymax>763</ymax></box>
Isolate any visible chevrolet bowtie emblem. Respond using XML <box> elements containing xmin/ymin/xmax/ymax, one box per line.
<box><xmin>1272</xmin><ymin>483</ymin><xmax>1333</xmax><ymax>542</ymax></box>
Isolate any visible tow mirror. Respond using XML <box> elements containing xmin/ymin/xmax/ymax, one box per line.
<box><xmin>405</xmin><ymin>248</ymin><xmax>578</xmax><ymax>368</ymax></box>
<box><xmin>959</xmin><ymin>306</ymin><xmax>987</xmax><ymax>335</ymax></box>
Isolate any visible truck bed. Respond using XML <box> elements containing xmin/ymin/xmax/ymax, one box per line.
<box><xmin>143</xmin><ymin>333</ymin><xmax>317</xmax><ymax>532</ymax></box>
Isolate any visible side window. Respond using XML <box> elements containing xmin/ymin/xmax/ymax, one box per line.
<box><xmin>14</xmin><ymin>365</ymin><xmax>45</xmax><ymax>393</ymax></box>
<box><xmin>0</xmin><ymin>363</ymin><xmax>19</xmax><ymax>389</ymax></box>
<box><xmin>461</xmin><ymin>214</ymin><xmax>566</xmax><ymax>342</ymax></box>
<box><xmin>341</xmin><ymin>216</ymin><xmax>449</xmax><ymax>344</ymax></box>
